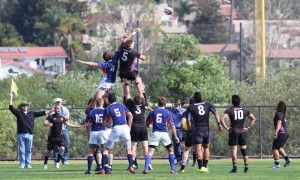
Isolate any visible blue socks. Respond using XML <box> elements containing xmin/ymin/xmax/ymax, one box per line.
<box><xmin>87</xmin><ymin>156</ymin><xmax>93</xmax><ymax>171</ymax></box>
<box><xmin>144</xmin><ymin>155</ymin><xmax>152</xmax><ymax>171</ymax></box>
<box><xmin>169</xmin><ymin>154</ymin><xmax>175</xmax><ymax>171</ymax></box>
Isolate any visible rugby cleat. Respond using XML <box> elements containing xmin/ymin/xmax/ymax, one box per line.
<box><xmin>85</xmin><ymin>171</ymin><xmax>91</xmax><ymax>174</ymax></box>
<box><xmin>230</xmin><ymin>167</ymin><xmax>237</xmax><ymax>173</ymax></box>
<box><xmin>272</xmin><ymin>164</ymin><xmax>280</xmax><ymax>168</ymax></box>
<box><xmin>95</xmin><ymin>169</ymin><xmax>105</xmax><ymax>174</ymax></box>
<box><xmin>244</xmin><ymin>167</ymin><xmax>248</xmax><ymax>173</ymax></box>
<box><xmin>142</xmin><ymin>170</ymin><xmax>148</xmax><ymax>174</ymax></box>
<box><xmin>148</xmin><ymin>163</ymin><xmax>153</xmax><ymax>170</ymax></box>
<box><xmin>129</xmin><ymin>167</ymin><xmax>136</xmax><ymax>174</ymax></box>
<box><xmin>170</xmin><ymin>170</ymin><xmax>176</xmax><ymax>174</ymax></box>
<box><xmin>284</xmin><ymin>158</ymin><xmax>292</xmax><ymax>167</ymax></box>
<box><xmin>55</xmin><ymin>162</ymin><xmax>60</xmax><ymax>169</ymax></box>
<box><xmin>43</xmin><ymin>164</ymin><xmax>48</xmax><ymax>170</ymax></box>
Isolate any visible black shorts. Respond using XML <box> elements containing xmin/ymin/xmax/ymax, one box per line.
<box><xmin>192</xmin><ymin>131</ymin><xmax>210</xmax><ymax>145</ymax></box>
<box><xmin>130</xmin><ymin>126</ymin><xmax>148</xmax><ymax>142</ymax></box>
<box><xmin>272</xmin><ymin>133</ymin><xmax>289</xmax><ymax>150</ymax></box>
<box><xmin>47</xmin><ymin>136</ymin><xmax>64</xmax><ymax>150</ymax></box>
<box><xmin>119</xmin><ymin>71</ymin><xmax>137</xmax><ymax>81</ymax></box>
<box><xmin>228</xmin><ymin>131</ymin><xmax>248</xmax><ymax>146</ymax></box>
<box><xmin>184</xmin><ymin>130</ymin><xmax>193</xmax><ymax>147</ymax></box>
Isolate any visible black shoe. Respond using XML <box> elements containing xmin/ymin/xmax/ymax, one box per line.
<box><xmin>85</xmin><ymin>171</ymin><xmax>91</xmax><ymax>174</ymax></box>
<box><xmin>230</xmin><ymin>167</ymin><xmax>237</xmax><ymax>173</ymax></box>
<box><xmin>94</xmin><ymin>166</ymin><xmax>101</xmax><ymax>171</ymax></box>
<box><xmin>284</xmin><ymin>158</ymin><xmax>292</xmax><ymax>167</ymax></box>
<box><xmin>142</xmin><ymin>170</ymin><xmax>148</xmax><ymax>174</ymax></box>
<box><xmin>244</xmin><ymin>167</ymin><xmax>248</xmax><ymax>173</ymax></box>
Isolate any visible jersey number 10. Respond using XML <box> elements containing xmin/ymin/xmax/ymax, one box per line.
<box><xmin>234</xmin><ymin>110</ymin><xmax>244</xmax><ymax>120</ymax></box>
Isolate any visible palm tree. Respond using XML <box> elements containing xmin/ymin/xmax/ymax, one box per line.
<box><xmin>173</xmin><ymin>0</ymin><xmax>196</xmax><ymax>24</ymax></box>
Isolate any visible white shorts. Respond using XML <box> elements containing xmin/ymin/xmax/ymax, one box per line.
<box><xmin>106</xmin><ymin>125</ymin><xmax>131</xmax><ymax>149</ymax></box>
<box><xmin>89</xmin><ymin>130</ymin><xmax>109</xmax><ymax>145</ymax></box>
<box><xmin>149</xmin><ymin>131</ymin><xmax>172</xmax><ymax>147</ymax></box>
<box><xmin>96</xmin><ymin>79</ymin><xmax>115</xmax><ymax>92</ymax></box>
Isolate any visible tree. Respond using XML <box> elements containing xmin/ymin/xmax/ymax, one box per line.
<box><xmin>188</xmin><ymin>0</ymin><xmax>228</xmax><ymax>44</ymax></box>
<box><xmin>0</xmin><ymin>23</ymin><xmax>23</xmax><ymax>46</ymax></box>
<box><xmin>173</xmin><ymin>0</ymin><xmax>196</xmax><ymax>24</ymax></box>
<box><xmin>146</xmin><ymin>34</ymin><xmax>234</xmax><ymax>102</ymax></box>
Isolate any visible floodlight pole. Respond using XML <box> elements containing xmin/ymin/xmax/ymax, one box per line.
<box><xmin>239</xmin><ymin>23</ymin><xmax>243</xmax><ymax>82</ymax></box>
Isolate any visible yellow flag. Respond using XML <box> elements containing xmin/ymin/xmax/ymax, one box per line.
<box><xmin>11</xmin><ymin>79</ymin><xmax>18</xmax><ymax>97</ymax></box>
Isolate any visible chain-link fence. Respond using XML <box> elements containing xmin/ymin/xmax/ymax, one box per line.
<box><xmin>0</xmin><ymin>105</ymin><xmax>299</xmax><ymax>160</ymax></box>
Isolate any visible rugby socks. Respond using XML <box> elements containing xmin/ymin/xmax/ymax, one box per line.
<box><xmin>134</xmin><ymin>157</ymin><xmax>138</xmax><ymax>166</ymax></box>
<box><xmin>244</xmin><ymin>163</ymin><xmax>248</xmax><ymax>169</ymax></box>
<box><xmin>197</xmin><ymin>159</ymin><xmax>203</xmax><ymax>169</ymax></box>
<box><xmin>274</xmin><ymin>159</ymin><xmax>279</xmax><ymax>165</ymax></box>
<box><xmin>94</xmin><ymin>151</ymin><xmax>99</xmax><ymax>165</ymax></box>
<box><xmin>57</xmin><ymin>153</ymin><xmax>63</xmax><ymax>163</ymax></box>
<box><xmin>144</xmin><ymin>155</ymin><xmax>152</xmax><ymax>171</ymax></box>
<box><xmin>192</xmin><ymin>152</ymin><xmax>196</xmax><ymax>164</ymax></box>
<box><xmin>233</xmin><ymin>163</ymin><xmax>237</xmax><ymax>169</ymax></box>
<box><xmin>44</xmin><ymin>155</ymin><xmax>50</xmax><ymax>164</ymax></box>
<box><xmin>169</xmin><ymin>154</ymin><xmax>175</xmax><ymax>171</ymax></box>
<box><xmin>101</xmin><ymin>154</ymin><xmax>109</xmax><ymax>170</ymax></box>
<box><xmin>127</xmin><ymin>154</ymin><xmax>133</xmax><ymax>167</ymax></box>
<box><xmin>203</xmin><ymin>160</ymin><xmax>208</xmax><ymax>168</ymax></box>
<box><xmin>87</xmin><ymin>156</ymin><xmax>93</xmax><ymax>171</ymax></box>
<box><xmin>284</xmin><ymin>155</ymin><xmax>290</xmax><ymax>161</ymax></box>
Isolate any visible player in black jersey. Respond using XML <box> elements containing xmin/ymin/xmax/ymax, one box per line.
<box><xmin>119</xmin><ymin>28</ymin><xmax>146</xmax><ymax>100</ymax></box>
<box><xmin>220</xmin><ymin>95</ymin><xmax>256</xmax><ymax>173</ymax></box>
<box><xmin>42</xmin><ymin>105</ymin><xmax>82</xmax><ymax>170</ymax></box>
<box><xmin>186</xmin><ymin>92</ymin><xmax>222</xmax><ymax>173</ymax></box>
<box><xmin>271</xmin><ymin>101</ymin><xmax>292</xmax><ymax>168</ymax></box>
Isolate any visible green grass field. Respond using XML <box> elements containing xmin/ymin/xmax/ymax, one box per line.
<box><xmin>0</xmin><ymin>159</ymin><xmax>298</xmax><ymax>180</ymax></box>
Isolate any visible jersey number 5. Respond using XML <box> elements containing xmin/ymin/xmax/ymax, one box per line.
<box><xmin>122</xmin><ymin>52</ymin><xmax>128</xmax><ymax>61</ymax></box>
<box><xmin>114</xmin><ymin>108</ymin><xmax>121</xmax><ymax>117</ymax></box>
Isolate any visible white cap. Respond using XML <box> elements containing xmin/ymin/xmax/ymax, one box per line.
<box><xmin>54</xmin><ymin>98</ymin><xmax>63</xmax><ymax>103</ymax></box>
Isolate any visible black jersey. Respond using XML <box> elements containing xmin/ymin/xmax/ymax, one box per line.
<box><xmin>47</xmin><ymin>114</ymin><xmax>67</xmax><ymax>137</ymax></box>
<box><xmin>224</xmin><ymin>106</ymin><xmax>250</xmax><ymax>130</ymax></box>
<box><xmin>119</xmin><ymin>43</ymin><xmax>141</xmax><ymax>73</ymax></box>
<box><xmin>273</xmin><ymin>112</ymin><xmax>288</xmax><ymax>134</ymax></box>
<box><xmin>187</xmin><ymin>101</ymin><xmax>216</xmax><ymax>132</ymax></box>
<box><xmin>125</xmin><ymin>98</ymin><xmax>146</xmax><ymax>128</ymax></box>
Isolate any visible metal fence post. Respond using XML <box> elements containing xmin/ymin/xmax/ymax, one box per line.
<box><xmin>259</xmin><ymin>106</ymin><xmax>263</xmax><ymax>159</ymax></box>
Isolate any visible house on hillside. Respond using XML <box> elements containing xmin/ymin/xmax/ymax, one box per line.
<box><xmin>200</xmin><ymin>44</ymin><xmax>242</xmax><ymax>79</ymax></box>
<box><xmin>0</xmin><ymin>47</ymin><xmax>68</xmax><ymax>79</ymax></box>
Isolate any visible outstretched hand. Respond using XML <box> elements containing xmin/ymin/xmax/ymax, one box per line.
<box><xmin>134</xmin><ymin>28</ymin><xmax>141</xmax><ymax>33</ymax></box>
<box><xmin>76</xmin><ymin>60</ymin><xmax>83</xmax><ymax>63</ymax></box>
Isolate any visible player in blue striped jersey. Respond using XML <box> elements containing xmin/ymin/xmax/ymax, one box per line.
<box><xmin>142</xmin><ymin>97</ymin><xmax>179</xmax><ymax>174</ymax></box>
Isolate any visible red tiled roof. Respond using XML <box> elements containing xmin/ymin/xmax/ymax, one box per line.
<box><xmin>266</xmin><ymin>49</ymin><xmax>300</xmax><ymax>59</ymax></box>
<box><xmin>199</xmin><ymin>44</ymin><xmax>240</xmax><ymax>53</ymax></box>
<box><xmin>0</xmin><ymin>47</ymin><xmax>67</xmax><ymax>58</ymax></box>
<box><xmin>1</xmin><ymin>59</ymin><xmax>44</xmax><ymax>73</ymax></box>
<box><xmin>220</xmin><ymin>4</ymin><xmax>237</xmax><ymax>19</ymax></box>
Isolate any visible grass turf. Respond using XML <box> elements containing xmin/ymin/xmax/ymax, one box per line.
<box><xmin>0</xmin><ymin>159</ymin><xmax>298</xmax><ymax>180</ymax></box>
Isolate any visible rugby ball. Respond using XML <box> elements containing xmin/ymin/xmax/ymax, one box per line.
<box><xmin>164</xmin><ymin>7</ymin><xmax>173</xmax><ymax>15</ymax></box>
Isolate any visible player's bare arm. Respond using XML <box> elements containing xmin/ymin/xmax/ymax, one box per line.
<box><xmin>220</xmin><ymin>114</ymin><xmax>230</xmax><ymax>131</ymax></box>
<box><xmin>65</xmin><ymin>121</ymin><xmax>82</xmax><ymax>130</ymax></box>
<box><xmin>76</xmin><ymin>60</ymin><xmax>98</xmax><ymax>67</ymax></box>
<box><xmin>214</xmin><ymin>112</ymin><xmax>223</xmax><ymax>131</ymax></box>
<box><xmin>127</xmin><ymin>112</ymin><xmax>133</xmax><ymax>128</ymax></box>
<box><xmin>245</xmin><ymin>113</ymin><xmax>256</xmax><ymax>132</ymax></box>
<box><xmin>274</xmin><ymin>120</ymin><xmax>282</xmax><ymax>138</ymax></box>
<box><xmin>43</xmin><ymin>120</ymin><xmax>53</xmax><ymax>127</ymax></box>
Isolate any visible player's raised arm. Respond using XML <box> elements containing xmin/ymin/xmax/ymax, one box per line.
<box><xmin>77</xmin><ymin>60</ymin><xmax>98</xmax><ymax>67</ymax></box>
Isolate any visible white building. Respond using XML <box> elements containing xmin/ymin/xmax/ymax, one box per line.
<box><xmin>0</xmin><ymin>47</ymin><xmax>68</xmax><ymax>79</ymax></box>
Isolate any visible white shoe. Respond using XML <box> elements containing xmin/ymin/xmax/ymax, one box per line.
<box><xmin>25</xmin><ymin>165</ymin><xmax>32</xmax><ymax>169</ymax></box>
<box><xmin>19</xmin><ymin>165</ymin><xmax>25</xmax><ymax>169</ymax></box>
<box><xmin>272</xmin><ymin>164</ymin><xmax>280</xmax><ymax>168</ymax></box>
<box><xmin>55</xmin><ymin>162</ymin><xmax>60</xmax><ymax>169</ymax></box>
<box><xmin>148</xmin><ymin>164</ymin><xmax>153</xmax><ymax>170</ymax></box>
<box><xmin>44</xmin><ymin>164</ymin><xmax>48</xmax><ymax>170</ymax></box>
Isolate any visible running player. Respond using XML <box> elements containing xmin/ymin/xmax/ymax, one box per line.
<box><xmin>220</xmin><ymin>95</ymin><xmax>256</xmax><ymax>173</ymax></box>
<box><xmin>43</xmin><ymin>104</ymin><xmax>81</xmax><ymax>169</ymax></box>
<box><xmin>270</xmin><ymin>101</ymin><xmax>292</xmax><ymax>168</ymax></box>
<box><xmin>85</xmin><ymin>98</ymin><xmax>109</xmax><ymax>174</ymax></box>
<box><xmin>77</xmin><ymin>51</ymin><xmax>120</xmax><ymax>99</ymax></box>
<box><xmin>142</xmin><ymin>97</ymin><xmax>179</xmax><ymax>174</ymax></box>
<box><xmin>187</xmin><ymin>92</ymin><xmax>222</xmax><ymax>173</ymax></box>
<box><xmin>99</xmin><ymin>93</ymin><xmax>135</xmax><ymax>174</ymax></box>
